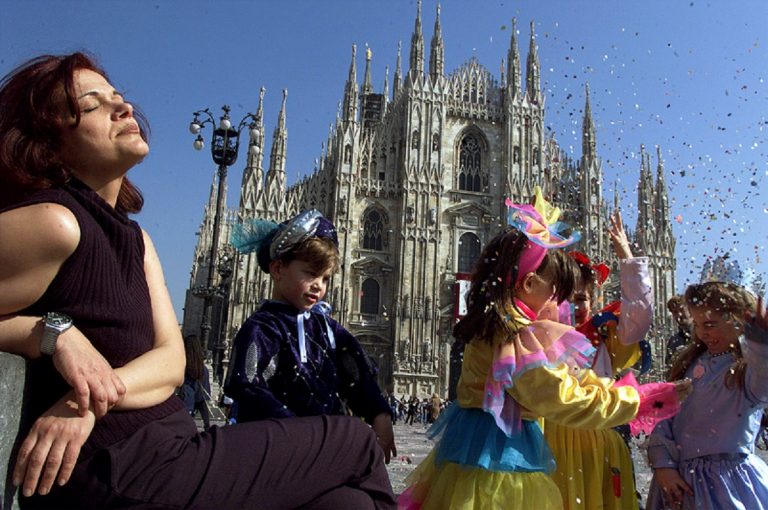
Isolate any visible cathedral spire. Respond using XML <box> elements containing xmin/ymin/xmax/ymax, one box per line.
<box><xmin>267</xmin><ymin>89</ymin><xmax>288</xmax><ymax>192</ymax></box>
<box><xmin>654</xmin><ymin>145</ymin><xmax>672</xmax><ymax>237</ymax></box>
<box><xmin>635</xmin><ymin>144</ymin><xmax>654</xmax><ymax>250</ymax></box>
<box><xmin>342</xmin><ymin>45</ymin><xmax>358</xmax><ymax>122</ymax></box>
<box><xmin>525</xmin><ymin>20</ymin><xmax>541</xmax><ymax>103</ymax></box>
<box><xmin>429</xmin><ymin>3</ymin><xmax>444</xmax><ymax>82</ymax></box>
<box><xmin>393</xmin><ymin>41</ymin><xmax>403</xmax><ymax>97</ymax></box>
<box><xmin>383</xmin><ymin>65</ymin><xmax>390</xmax><ymax>103</ymax></box>
<box><xmin>409</xmin><ymin>0</ymin><xmax>424</xmax><ymax>79</ymax></box>
<box><xmin>240</xmin><ymin>86</ymin><xmax>266</xmax><ymax>210</ymax></box>
<box><xmin>362</xmin><ymin>44</ymin><xmax>373</xmax><ymax>95</ymax></box>
<box><xmin>582</xmin><ymin>83</ymin><xmax>596</xmax><ymax>163</ymax></box>
<box><xmin>507</xmin><ymin>18</ymin><xmax>522</xmax><ymax>99</ymax></box>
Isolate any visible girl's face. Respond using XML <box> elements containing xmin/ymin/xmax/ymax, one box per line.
<box><xmin>58</xmin><ymin>69</ymin><xmax>148</xmax><ymax>181</ymax></box>
<box><xmin>271</xmin><ymin>258</ymin><xmax>332</xmax><ymax>311</ymax></box>
<box><xmin>689</xmin><ymin>306</ymin><xmax>743</xmax><ymax>355</ymax></box>
<box><xmin>516</xmin><ymin>271</ymin><xmax>557</xmax><ymax>315</ymax></box>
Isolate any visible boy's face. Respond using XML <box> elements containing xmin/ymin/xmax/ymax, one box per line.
<box><xmin>271</xmin><ymin>259</ymin><xmax>333</xmax><ymax>311</ymax></box>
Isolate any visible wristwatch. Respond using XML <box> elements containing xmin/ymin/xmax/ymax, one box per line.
<box><xmin>40</xmin><ymin>312</ymin><xmax>73</xmax><ymax>356</ymax></box>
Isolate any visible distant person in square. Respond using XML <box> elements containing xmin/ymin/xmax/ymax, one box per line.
<box><xmin>180</xmin><ymin>334</ymin><xmax>211</xmax><ymax>429</ymax></box>
<box><xmin>224</xmin><ymin>209</ymin><xmax>397</xmax><ymax>462</ymax></box>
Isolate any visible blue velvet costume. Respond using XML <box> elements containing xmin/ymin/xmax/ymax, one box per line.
<box><xmin>225</xmin><ymin>300</ymin><xmax>391</xmax><ymax>424</ymax></box>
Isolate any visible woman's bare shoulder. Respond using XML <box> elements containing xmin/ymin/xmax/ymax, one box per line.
<box><xmin>0</xmin><ymin>203</ymin><xmax>80</xmax><ymax>312</ymax></box>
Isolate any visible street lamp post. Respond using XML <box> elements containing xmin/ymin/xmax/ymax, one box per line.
<box><xmin>189</xmin><ymin>105</ymin><xmax>260</xmax><ymax>383</ymax></box>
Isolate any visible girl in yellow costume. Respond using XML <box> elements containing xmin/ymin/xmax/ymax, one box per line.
<box><xmin>398</xmin><ymin>190</ymin><xmax>687</xmax><ymax>510</ymax></box>
<box><xmin>544</xmin><ymin>211</ymin><xmax>652</xmax><ymax>510</ymax></box>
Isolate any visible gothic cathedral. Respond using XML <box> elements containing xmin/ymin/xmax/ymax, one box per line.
<box><xmin>182</xmin><ymin>2</ymin><xmax>677</xmax><ymax>397</ymax></box>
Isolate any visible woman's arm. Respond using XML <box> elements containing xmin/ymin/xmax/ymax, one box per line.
<box><xmin>0</xmin><ymin>204</ymin><xmax>124</xmax><ymax>417</ymax></box>
<box><xmin>109</xmin><ymin>230</ymin><xmax>185</xmax><ymax>410</ymax></box>
<box><xmin>12</xmin><ymin>390</ymin><xmax>95</xmax><ymax>497</ymax></box>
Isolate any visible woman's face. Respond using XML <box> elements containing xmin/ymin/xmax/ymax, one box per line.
<box><xmin>58</xmin><ymin>69</ymin><xmax>148</xmax><ymax>180</ymax></box>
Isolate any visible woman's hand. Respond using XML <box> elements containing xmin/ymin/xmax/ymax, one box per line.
<box><xmin>745</xmin><ymin>295</ymin><xmax>768</xmax><ymax>344</ymax></box>
<box><xmin>372</xmin><ymin>412</ymin><xmax>397</xmax><ymax>464</ymax></box>
<box><xmin>53</xmin><ymin>326</ymin><xmax>125</xmax><ymax>418</ymax></box>
<box><xmin>654</xmin><ymin>467</ymin><xmax>693</xmax><ymax>506</ymax></box>
<box><xmin>12</xmin><ymin>392</ymin><xmax>95</xmax><ymax>497</ymax></box>
<box><xmin>608</xmin><ymin>210</ymin><xmax>633</xmax><ymax>260</ymax></box>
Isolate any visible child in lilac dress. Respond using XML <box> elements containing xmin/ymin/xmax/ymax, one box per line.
<box><xmin>646</xmin><ymin>281</ymin><xmax>768</xmax><ymax>509</ymax></box>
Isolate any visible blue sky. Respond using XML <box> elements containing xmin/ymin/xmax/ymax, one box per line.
<box><xmin>2</xmin><ymin>0</ymin><xmax>766</xmax><ymax>318</ymax></box>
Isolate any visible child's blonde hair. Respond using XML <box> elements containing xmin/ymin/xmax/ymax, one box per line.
<box><xmin>453</xmin><ymin>227</ymin><xmax>578</xmax><ymax>345</ymax></box>
<box><xmin>668</xmin><ymin>281</ymin><xmax>756</xmax><ymax>388</ymax></box>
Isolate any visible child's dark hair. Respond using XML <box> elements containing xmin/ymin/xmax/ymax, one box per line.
<box><xmin>273</xmin><ymin>236</ymin><xmax>340</xmax><ymax>274</ymax></box>
<box><xmin>453</xmin><ymin>227</ymin><xmax>578</xmax><ymax>345</ymax></box>
<box><xmin>667</xmin><ymin>281</ymin><xmax>755</xmax><ymax>389</ymax></box>
<box><xmin>574</xmin><ymin>260</ymin><xmax>597</xmax><ymax>294</ymax></box>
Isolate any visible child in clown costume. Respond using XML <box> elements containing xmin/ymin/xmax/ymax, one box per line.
<box><xmin>398</xmin><ymin>190</ymin><xmax>688</xmax><ymax>510</ymax></box>
<box><xmin>544</xmin><ymin>210</ymin><xmax>653</xmax><ymax>510</ymax></box>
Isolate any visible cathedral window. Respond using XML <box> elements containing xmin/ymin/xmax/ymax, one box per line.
<box><xmin>344</xmin><ymin>144</ymin><xmax>352</xmax><ymax>164</ymax></box>
<box><xmin>360</xmin><ymin>278</ymin><xmax>380</xmax><ymax>315</ymax></box>
<box><xmin>363</xmin><ymin>209</ymin><xmax>384</xmax><ymax>250</ymax></box>
<box><xmin>458</xmin><ymin>135</ymin><xmax>483</xmax><ymax>192</ymax></box>
<box><xmin>458</xmin><ymin>232</ymin><xmax>481</xmax><ymax>273</ymax></box>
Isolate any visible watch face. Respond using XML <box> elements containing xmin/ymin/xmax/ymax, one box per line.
<box><xmin>45</xmin><ymin>312</ymin><xmax>72</xmax><ymax>327</ymax></box>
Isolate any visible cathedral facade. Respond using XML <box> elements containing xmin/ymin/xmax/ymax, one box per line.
<box><xmin>182</xmin><ymin>2</ymin><xmax>678</xmax><ymax>397</ymax></box>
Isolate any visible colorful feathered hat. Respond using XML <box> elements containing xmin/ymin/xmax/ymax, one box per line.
<box><xmin>505</xmin><ymin>186</ymin><xmax>581</xmax><ymax>284</ymax></box>
<box><xmin>231</xmin><ymin>209</ymin><xmax>339</xmax><ymax>272</ymax></box>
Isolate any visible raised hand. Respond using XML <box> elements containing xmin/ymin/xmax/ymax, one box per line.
<box><xmin>608</xmin><ymin>210</ymin><xmax>633</xmax><ymax>260</ymax></box>
<box><xmin>12</xmin><ymin>392</ymin><xmax>95</xmax><ymax>497</ymax></box>
<box><xmin>745</xmin><ymin>295</ymin><xmax>768</xmax><ymax>345</ymax></box>
<box><xmin>52</xmin><ymin>326</ymin><xmax>125</xmax><ymax>418</ymax></box>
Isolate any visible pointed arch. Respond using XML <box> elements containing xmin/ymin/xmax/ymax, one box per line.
<box><xmin>361</xmin><ymin>206</ymin><xmax>389</xmax><ymax>251</ymax></box>
<box><xmin>457</xmin><ymin>232</ymin><xmax>481</xmax><ymax>273</ymax></box>
<box><xmin>455</xmin><ymin>127</ymin><xmax>489</xmax><ymax>192</ymax></box>
<box><xmin>360</xmin><ymin>278</ymin><xmax>380</xmax><ymax>315</ymax></box>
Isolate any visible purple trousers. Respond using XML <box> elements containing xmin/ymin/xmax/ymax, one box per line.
<box><xmin>21</xmin><ymin>410</ymin><xmax>396</xmax><ymax>509</ymax></box>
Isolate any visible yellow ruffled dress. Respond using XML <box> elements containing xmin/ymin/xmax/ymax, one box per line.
<box><xmin>544</xmin><ymin>333</ymin><xmax>641</xmax><ymax>510</ymax></box>
<box><xmin>399</xmin><ymin>313</ymin><xmax>640</xmax><ymax>510</ymax></box>
<box><xmin>544</xmin><ymin>257</ymin><xmax>651</xmax><ymax>510</ymax></box>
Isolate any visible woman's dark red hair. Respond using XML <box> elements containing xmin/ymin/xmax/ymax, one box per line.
<box><xmin>0</xmin><ymin>51</ymin><xmax>147</xmax><ymax>213</ymax></box>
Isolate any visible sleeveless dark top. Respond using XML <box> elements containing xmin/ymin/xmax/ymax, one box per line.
<box><xmin>3</xmin><ymin>179</ymin><xmax>183</xmax><ymax>453</ymax></box>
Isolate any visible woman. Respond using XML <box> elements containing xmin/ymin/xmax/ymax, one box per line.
<box><xmin>0</xmin><ymin>52</ymin><xmax>395</xmax><ymax>510</ymax></box>
<box><xmin>181</xmin><ymin>335</ymin><xmax>211</xmax><ymax>430</ymax></box>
